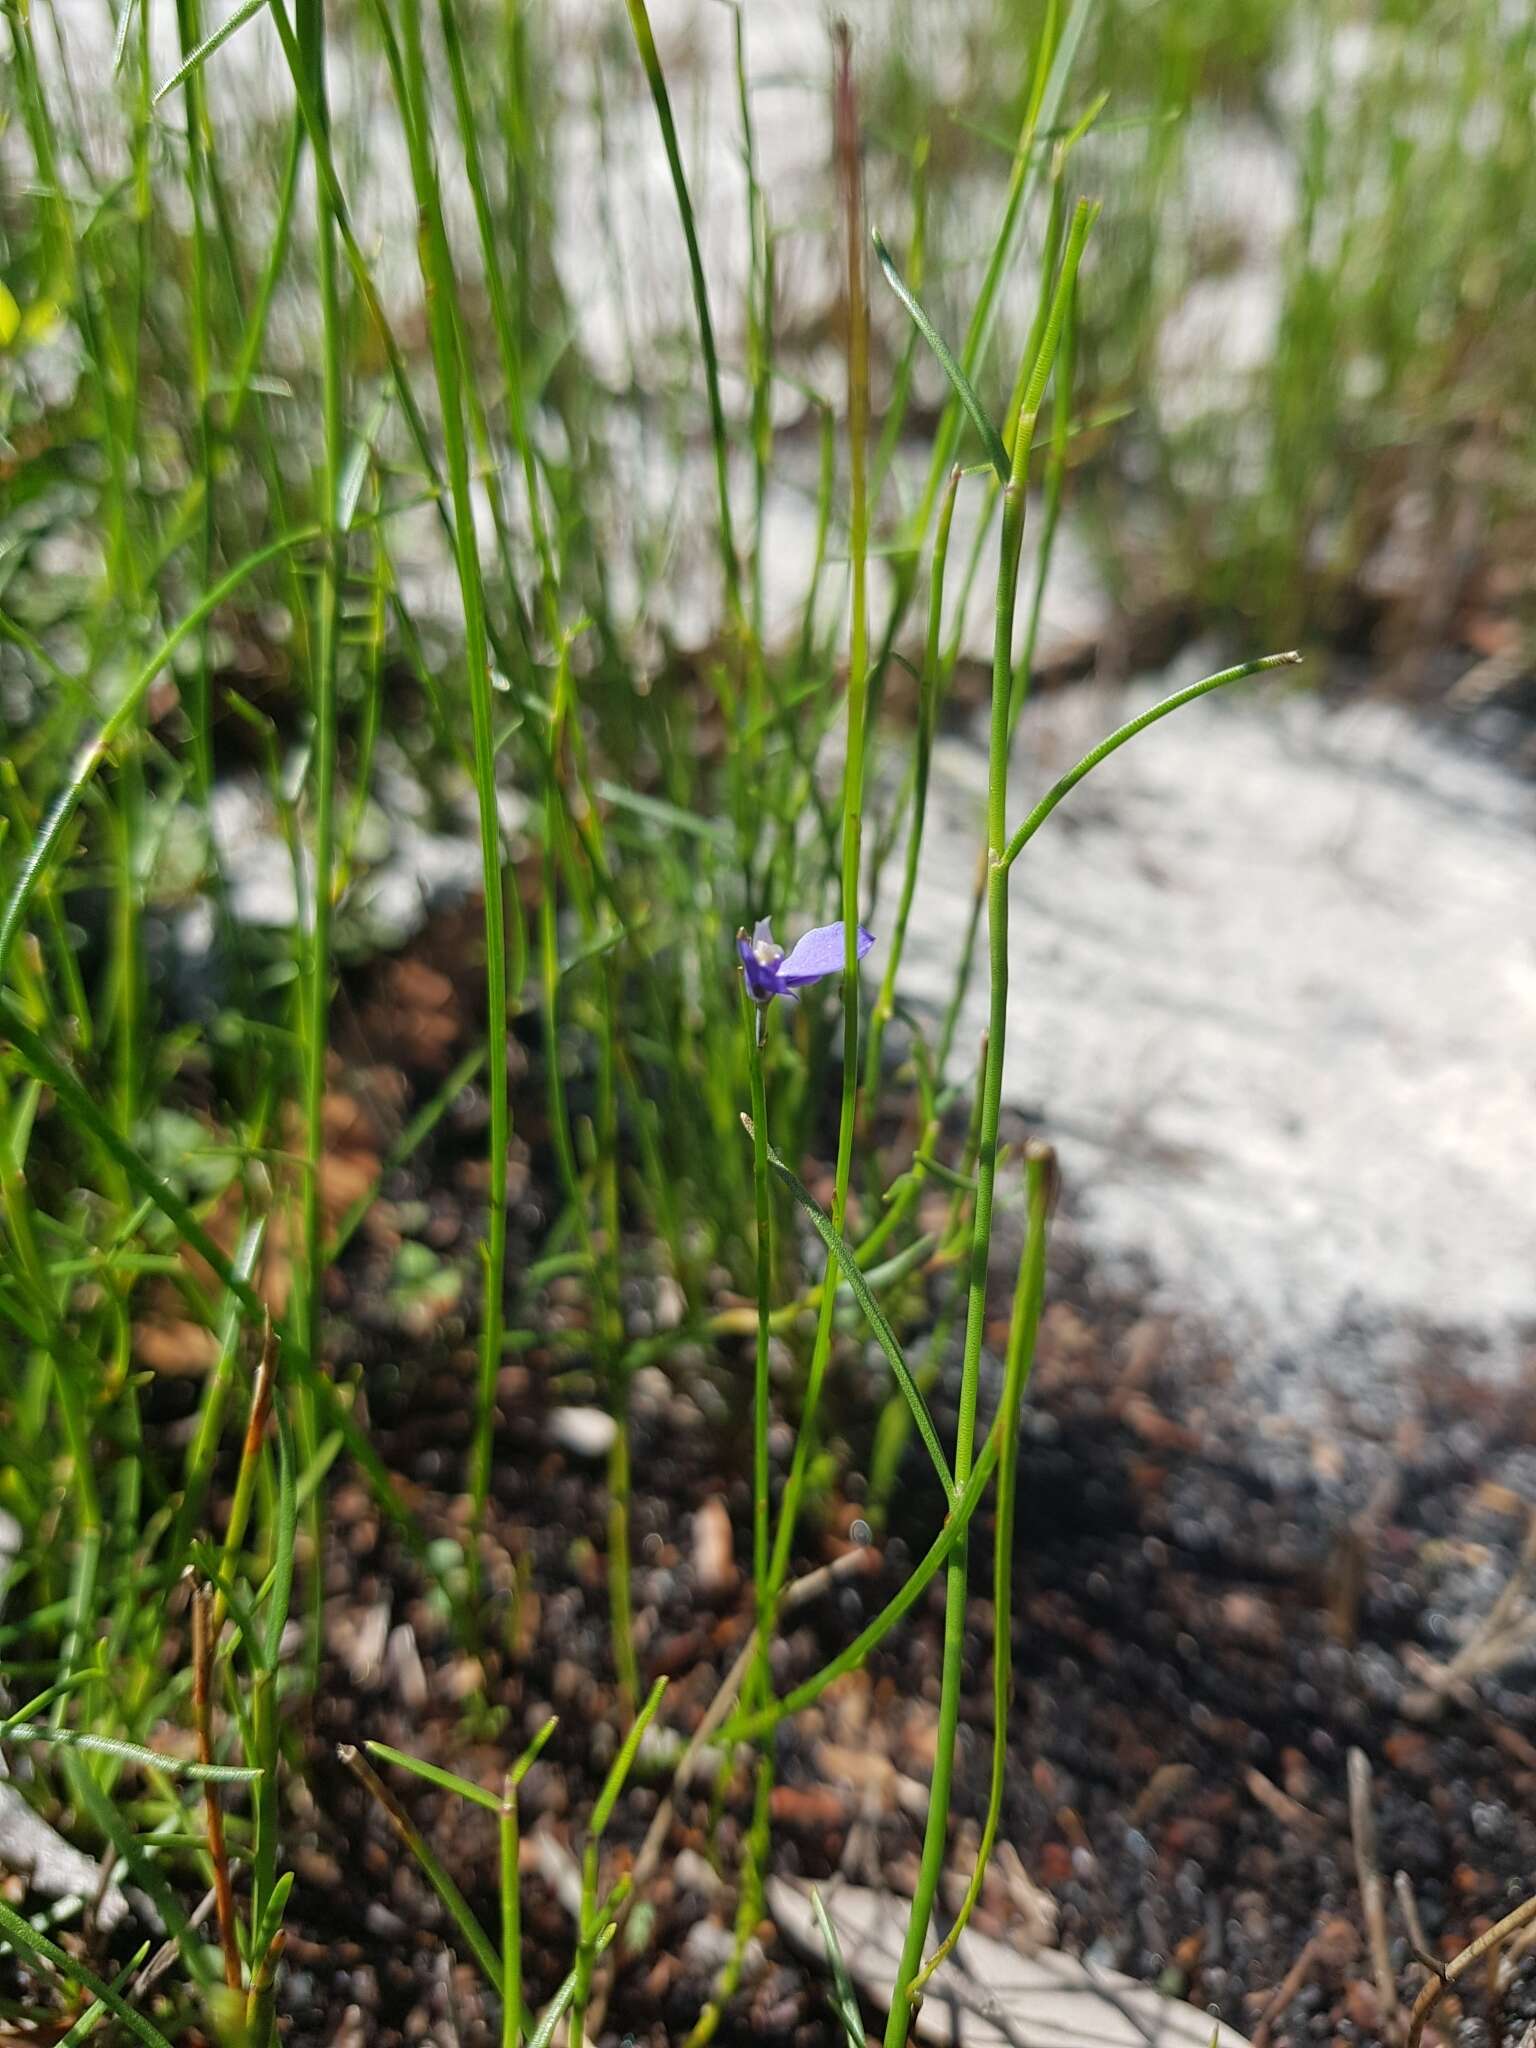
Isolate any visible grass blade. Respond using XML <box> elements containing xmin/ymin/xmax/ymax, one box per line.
<box><xmin>872</xmin><ymin>229</ymin><xmax>1009</xmax><ymax>485</ymax></box>
<box><xmin>591</xmin><ymin>1676</ymin><xmax>667</xmax><ymax>1836</ymax></box>
<box><xmin>153</xmin><ymin>0</ymin><xmax>273</xmax><ymax>102</ymax></box>
<box><xmin>1</xmin><ymin>1722</ymin><xmax>261</xmax><ymax>1782</ymax></box>
<box><xmin>0</xmin><ymin>1903</ymin><xmax>173</xmax><ymax>2048</ymax></box>
<box><xmin>743</xmin><ymin>1117</ymin><xmax>955</xmax><ymax>1505</ymax></box>
<box><xmin>0</xmin><ymin>525</ymin><xmax>321</xmax><ymax>980</ymax></box>
<box><xmin>340</xmin><ymin>1744</ymin><xmax>503</xmax><ymax>1985</ymax></box>
<box><xmin>811</xmin><ymin>1887</ymin><xmax>868</xmax><ymax>2048</ymax></box>
<box><xmin>365</xmin><ymin>1741</ymin><xmax>506</xmax><ymax>1815</ymax></box>
<box><xmin>1001</xmin><ymin>654</ymin><xmax>1303</xmax><ymax>870</ymax></box>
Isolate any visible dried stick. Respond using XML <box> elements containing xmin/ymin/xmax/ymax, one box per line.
<box><xmin>1407</xmin><ymin>1892</ymin><xmax>1536</xmax><ymax>2048</ymax></box>
<box><xmin>193</xmin><ymin>1581</ymin><xmax>242</xmax><ymax>1990</ymax></box>
<box><xmin>1250</xmin><ymin>1935</ymin><xmax>1319</xmax><ymax>2048</ymax></box>
<box><xmin>1348</xmin><ymin>1748</ymin><xmax>1399</xmax><ymax>2034</ymax></box>
<box><xmin>1395</xmin><ymin>1870</ymin><xmax>1439</xmax><ymax>1980</ymax></box>
<box><xmin>1405</xmin><ymin>1511</ymin><xmax>1536</xmax><ymax>1716</ymax></box>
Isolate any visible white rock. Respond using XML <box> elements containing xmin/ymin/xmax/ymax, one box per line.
<box><xmin>548</xmin><ymin>1405</ymin><xmax>618</xmax><ymax>1458</ymax></box>
<box><xmin>904</xmin><ymin>662</ymin><xmax>1536</xmax><ymax>1419</ymax></box>
<box><xmin>770</xmin><ymin>1878</ymin><xmax>1251</xmax><ymax>2048</ymax></box>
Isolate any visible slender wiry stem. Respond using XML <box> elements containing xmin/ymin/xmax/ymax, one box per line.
<box><xmin>884</xmin><ymin>199</ymin><xmax>1096</xmax><ymax>2048</ymax></box>
<box><xmin>745</xmin><ymin>991</ymin><xmax>773</xmax><ymax>1695</ymax></box>
<box><xmin>500</xmin><ymin>1767</ymin><xmax>524</xmax><ymax>2048</ymax></box>
<box><xmin>1000</xmin><ymin>654</ymin><xmax>1302</xmax><ymax>871</ymax></box>
<box><xmin>191</xmin><ymin>1583</ymin><xmax>242</xmax><ymax>1991</ymax></box>
<box><xmin>620</xmin><ymin>0</ymin><xmax>744</xmax><ymax>640</ymax></box>
<box><xmin>910</xmin><ymin>1146</ymin><xmax>1052</xmax><ymax>1998</ymax></box>
<box><xmin>391</xmin><ymin>0</ymin><xmax>510</xmax><ymax>1612</ymax></box>
<box><xmin>763</xmin><ymin>21</ymin><xmax>870</xmax><ymax>1605</ymax></box>
<box><xmin>295</xmin><ymin>0</ymin><xmax>342</xmax><ymax>1683</ymax></box>
<box><xmin>864</xmin><ymin>463</ymin><xmax>962</xmax><ymax>1099</ymax></box>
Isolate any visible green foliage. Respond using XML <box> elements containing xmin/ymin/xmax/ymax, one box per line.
<box><xmin>0</xmin><ymin>0</ymin><xmax>1478</xmax><ymax>2035</ymax></box>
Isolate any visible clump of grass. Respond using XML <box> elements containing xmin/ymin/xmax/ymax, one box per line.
<box><xmin>0</xmin><ymin>0</ymin><xmax>1318</xmax><ymax>2041</ymax></box>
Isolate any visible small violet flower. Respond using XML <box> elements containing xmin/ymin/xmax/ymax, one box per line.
<box><xmin>737</xmin><ymin>917</ymin><xmax>874</xmax><ymax>1006</ymax></box>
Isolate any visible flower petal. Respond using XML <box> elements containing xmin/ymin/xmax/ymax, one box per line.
<box><xmin>738</xmin><ymin>934</ymin><xmax>784</xmax><ymax>1002</ymax></box>
<box><xmin>777</xmin><ymin>921</ymin><xmax>875</xmax><ymax>987</ymax></box>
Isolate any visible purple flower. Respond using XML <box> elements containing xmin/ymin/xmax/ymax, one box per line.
<box><xmin>737</xmin><ymin>917</ymin><xmax>875</xmax><ymax>1006</ymax></box>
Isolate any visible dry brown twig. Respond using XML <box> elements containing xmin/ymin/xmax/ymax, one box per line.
<box><xmin>1249</xmin><ymin>1935</ymin><xmax>1319</xmax><ymax>2048</ymax></box>
<box><xmin>131</xmin><ymin>1888</ymin><xmax>219</xmax><ymax>2001</ymax></box>
<box><xmin>1348</xmin><ymin>1747</ymin><xmax>1400</xmax><ymax>2037</ymax></box>
<box><xmin>192</xmin><ymin>1578</ymin><xmax>243</xmax><ymax>1991</ymax></box>
<box><xmin>1407</xmin><ymin>1891</ymin><xmax>1536</xmax><ymax>2048</ymax></box>
<box><xmin>1245</xmin><ymin>1765</ymin><xmax>1325</xmax><ymax>1837</ymax></box>
<box><xmin>1394</xmin><ymin>1869</ymin><xmax>1439</xmax><ymax>1980</ymax></box>
<box><xmin>1404</xmin><ymin>1509</ymin><xmax>1536</xmax><ymax>1718</ymax></box>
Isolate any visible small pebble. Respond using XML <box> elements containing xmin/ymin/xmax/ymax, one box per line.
<box><xmin>549</xmin><ymin>1406</ymin><xmax>617</xmax><ymax>1457</ymax></box>
<box><xmin>692</xmin><ymin>1495</ymin><xmax>736</xmax><ymax>1593</ymax></box>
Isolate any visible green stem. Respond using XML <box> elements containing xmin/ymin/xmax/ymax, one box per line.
<box><xmin>763</xmin><ymin>23</ymin><xmax>870</xmax><ymax>1606</ymax></box>
<box><xmin>500</xmin><ymin>1769</ymin><xmax>522</xmax><ymax>2048</ymax></box>
<box><xmin>882</xmin><ymin>474</ymin><xmax>1024</xmax><ymax>2048</ymax></box>
<box><xmin>683</xmin><ymin>1751</ymin><xmax>771</xmax><ymax>2048</ymax></box>
<box><xmin>295</xmin><ymin>0</ymin><xmax>341</xmax><ymax>1689</ymax></box>
<box><xmin>436</xmin><ymin>0</ymin><xmax>558</xmax><ymax>637</ymax></box>
<box><xmin>864</xmin><ymin>463</ymin><xmax>961</xmax><ymax>1099</ymax></box>
<box><xmin>909</xmin><ymin>1146</ymin><xmax>1052</xmax><ymax>1999</ymax></box>
<box><xmin>390</xmin><ymin>0</ymin><xmax>510</xmax><ymax>1606</ymax></box>
<box><xmin>882</xmin><ymin>210</ymin><xmax>1094</xmax><ymax>2037</ymax></box>
<box><xmin>722</xmin><ymin>1399</ymin><xmax>1008</xmax><ymax>1751</ymax></box>
<box><xmin>596</xmin><ymin>955</ymin><xmax>636</xmax><ymax>1714</ymax></box>
<box><xmin>606</xmin><ymin>1415</ymin><xmax>640</xmax><ymax>1714</ymax></box>
<box><xmin>620</xmin><ymin>0</ymin><xmax>744</xmax><ymax>639</ymax></box>
<box><xmin>745</xmin><ymin>991</ymin><xmax>772</xmax><ymax>1697</ymax></box>
<box><xmin>870</xmin><ymin>0</ymin><xmax>1086</xmax><ymax>685</ymax></box>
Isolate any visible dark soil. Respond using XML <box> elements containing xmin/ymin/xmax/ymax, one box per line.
<box><xmin>93</xmin><ymin>912</ymin><xmax>1536</xmax><ymax>2047</ymax></box>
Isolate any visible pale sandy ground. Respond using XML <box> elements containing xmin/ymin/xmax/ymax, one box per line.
<box><xmin>903</xmin><ymin>657</ymin><xmax>1536</xmax><ymax>1420</ymax></box>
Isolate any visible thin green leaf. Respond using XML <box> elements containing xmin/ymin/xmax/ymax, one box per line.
<box><xmin>0</xmin><ymin>1903</ymin><xmax>173</xmax><ymax>2048</ymax></box>
<box><xmin>725</xmin><ymin>1408</ymin><xmax>1005</xmax><ymax>1749</ymax></box>
<box><xmin>592</xmin><ymin>779</ymin><xmax>732</xmax><ymax>847</ymax></box>
<box><xmin>854</xmin><ymin>1231</ymin><xmax>938</xmax><ymax>1298</ymax></box>
<box><xmin>743</xmin><ymin>1118</ymin><xmax>956</xmax><ymax>1505</ymax></box>
<box><xmin>811</xmin><ymin>1887</ymin><xmax>868</xmax><ymax>2048</ymax></box>
<box><xmin>293</xmin><ymin>1428</ymin><xmax>345</xmax><ymax>1514</ymax></box>
<box><xmin>337</xmin><ymin>393</ymin><xmax>391</xmax><ymax>533</ymax></box>
<box><xmin>871</xmin><ymin>228</ymin><xmax>1009</xmax><ymax>485</ymax></box>
<box><xmin>152</xmin><ymin>0</ymin><xmax>272</xmax><ymax>104</ymax></box>
<box><xmin>56</xmin><ymin>1944</ymin><xmax>152</xmax><ymax>2046</ymax></box>
<box><xmin>525</xmin><ymin>1964</ymin><xmax>580</xmax><ymax>2048</ymax></box>
<box><xmin>590</xmin><ymin>1677</ymin><xmax>666</xmax><ymax>1837</ymax></box>
<box><xmin>1002</xmin><ymin>654</ymin><xmax>1302</xmax><ymax>870</ymax></box>
<box><xmin>340</xmin><ymin>1745</ymin><xmax>502</xmax><ymax>1985</ymax></box>
<box><xmin>366</xmin><ymin>1741</ymin><xmax>505</xmax><ymax>1815</ymax></box>
<box><xmin>251</xmin><ymin>1871</ymin><xmax>295</xmax><ymax>1965</ymax></box>
<box><xmin>263</xmin><ymin>1380</ymin><xmax>299</xmax><ymax>1673</ymax></box>
<box><xmin>111</xmin><ymin>0</ymin><xmax>140</xmax><ymax>75</ymax></box>
<box><xmin>1</xmin><ymin>1722</ymin><xmax>261</xmax><ymax>1782</ymax></box>
<box><xmin>912</xmin><ymin>1150</ymin><xmax>978</xmax><ymax>1194</ymax></box>
<box><xmin>0</xmin><ymin>523</ymin><xmax>321</xmax><ymax>978</ymax></box>
<box><xmin>510</xmin><ymin>1715</ymin><xmax>559</xmax><ymax>1788</ymax></box>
